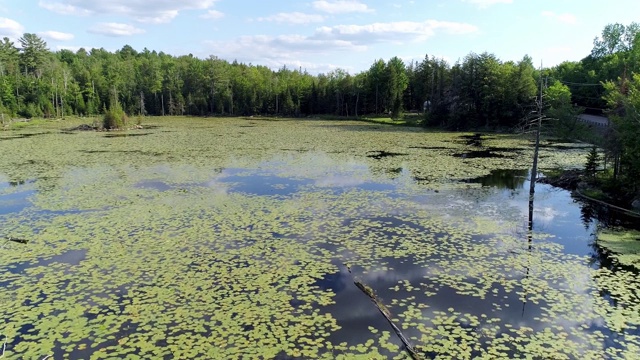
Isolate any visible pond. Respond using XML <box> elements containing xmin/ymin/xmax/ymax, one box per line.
<box><xmin>0</xmin><ymin>117</ymin><xmax>638</xmax><ymax>359</ymax></box>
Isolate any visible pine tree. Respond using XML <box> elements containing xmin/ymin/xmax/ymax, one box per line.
<box><xmin>585</xmin><ymin>146</ymin><xmax>600</xmax><ymax>178</ymax></box>
<box><xmin>18</xmin><ymin>33</ymin><xmax>47</xmax><ymax>77</ymax></box>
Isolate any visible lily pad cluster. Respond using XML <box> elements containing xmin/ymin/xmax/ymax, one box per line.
<box><xmin>0</xmin><ymin>117</ymin><xmax>638</xmax><ymax>359</ymax></box>
<box><xmin>596</xmin><ymin>229</ymin><xmax>640</xmax><ymax>269</ymax></box>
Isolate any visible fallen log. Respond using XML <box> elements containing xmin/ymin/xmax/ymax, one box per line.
<box><xmin>5</xmin><ymin>237</ymin><xmax>29</xmax><ymax>244</ymax></box>
<box><xmin>575</xmin><ymin>190</ymin><xmax>640</xmax><ymax>217</ymax></box>
<box><xmin>346</xmin><ymin>264</ymin><xmax>423</xmax><ymax>360</ymax></box>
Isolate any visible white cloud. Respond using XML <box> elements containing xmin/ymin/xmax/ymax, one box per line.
<box><xmin>0</xmin><ymin>17</ymin><xmax>24</xmax><ymax>40</ymax></box>
<box><xmin>203</xmin><ymin>19</ymin><xmax>476</xmax><ymax>73</ymax></box>
<box><xmin>88</xmin><ymin>23</ymin><xmax>145</xmax><ymax>37</ymax></box>
<box><xmin>205</xmin><ymin>34</ymin><xmax>365</xmax><ymax>59</ymax></box>
<box><xmin>464</xmin><ymin>0</ymin><xmax>512</xmax><ymax>8</ymax></box>
<box><xmin>38</xmin><ymin>30</ymin><xmax>75</xmax><ymax>41</ymax></box>
<box><xmin>312</xmin><ymin>0</ymin><xmax>373</xmax><ymax>14</ymax></box>
<box><xmin>200</xmin><ymin>10</ymin><xmax>224</xmax><ymax>20</ymax></box>
<box><xmin>38</xmin><ymin>1</ymin><xmax>91</xmax><ymax>16</ymax></box>
<box><xmin>534</xmin><ymin>206</ymin><xmax>563</xmax><ymax>225</ymax></box>
<box><xmin>39</xmin><ymin>0</ymin><xmax>219</xmax><ymax>24</ymax></box>
<box><xmin>541</xmin><ymin>11</ymin><xmax>577</xmax><ymax>25</ymax></box>
<box><xmin>316</xmin><ymin>175</ymin><xmax>366</xmax><ymax>187</ymax></box>
<box><xmin>315</xmin><ymin>20</ymin><xmax>478</xmax><ymax>44</ymax></box>
<box><xmin>258</xmin><ymin>12</ymin><xmax>325</xmax><ymax>25</ymax></box>
<box><xmin>204</xmin><ymin>34</ymin><xmax>360</xmax><ymax>73</ymax></box>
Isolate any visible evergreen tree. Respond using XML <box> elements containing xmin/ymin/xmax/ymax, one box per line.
<box><xmin>585</xmin><ymin>146</ymin><xmax>600</xmax><ymax>178</ymax></box>
<box><xmin>18</xmin><ymin>33</ymin><xmax>48</xmax><ymax>77</ymax></box>
<box><xmin>386</xmin><ymin>57</ymin><xmax>408</xmax><ymax>119</ymax></box>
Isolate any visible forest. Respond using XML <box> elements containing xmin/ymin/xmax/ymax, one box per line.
<box><xmin>0</xmin><ymin>24</ymin><xmax>636</xmax><ymax>124</ymax></box>
<box><xmin>0</xmin><ymin>34</ymin><xmax>538</xmax><ymax>128</ymax></box>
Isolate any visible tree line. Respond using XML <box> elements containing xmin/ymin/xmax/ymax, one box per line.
<box><xmin>0</xmin><ymin>24</ymin><xmax>636</xmax><ymax>132</ymax></box>
<box><xmin>0</xmin><ymin>33</ymin><xmax>541</xmax><ymax>129</ymax></box>
<box><xmin>542</xmin><ymin>22</ymin><xmax>640</xmax><ymax>196</ymax></box>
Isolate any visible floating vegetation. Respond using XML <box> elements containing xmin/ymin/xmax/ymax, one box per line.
<box><xmin>408</xmin><ymin>146</ymin><xmax>449</xmax><ymax>150</ymax></box>
<box><xmin>0</xmin><ymin>132</ymin><xmax>52</xmax><ymax>141</ymax></box>
<box><xmin>597</xmin><ymin>229</ymin><xmax>640</xmax><ymax>269</ymax></box>
<box><xmin>0</xmin><ymin>117</ymin><xmax>637</xmax><ymax>359</ymax></box>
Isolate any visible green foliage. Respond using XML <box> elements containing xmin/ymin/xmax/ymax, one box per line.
<box><xmin>18</xmin><ymin>102</ymin><xmax>42</xmax><ymax>119</ymax></box>
<box><xmin>585</xmin><ymin>146</ymin><xmax>600</xmax><ymax>177</ymax></box>
<box><xmin>546</xmin><ymin>81</ymin><xmax>572</xmax><ymax>108</ymax></box>
<box><xmin>0</xmin><ymin>24</ymin><xmax>635</xmax><ymax>131</ymax></box>
<box><xmin>549</xmin><ymin>22</ymin><xmax>640</xmax><ymax>122</ymax></box>
<box><xmin>591</xmin><ymin>22</ymin><xmax>640</xmax><ymax>58</ymax></box>
<box><xmin>102</xmin><ymin>102</ymin><xmax>128</xmax><ymax>129</ymax></box>
<box><xmin>582</xmin><ymin>187</ymin><xmax>607</xmax><ymax>200</ymax></box>
<box><xmin>386</xmin><ymin>57</ymin><xmax>408</xmax><ymax>119</ymax></box>
<box><xmin>0</xmin><ymin>34</ymin><xmax>546</xmax><ymax>127</ymax></box>
<box><xmin>603</xmin><ymin>74</ymin><xmax>640</xmax><ymax>191</ymax></box>
<box><xmin>428</xmin><ymin>53</ymin><xmax>537</xmax><ymax>129</ymax></box>
<box><xmin>544</xmin><ymin>81</ymin><xmax>587</xmax><ymax>140</ymax></box>
<box><xmin>18</xmin><ymin>33</ymin><xmax>47</xmax><ymax>76</ymax></box>
<box><xmin>0</xmin><ymin>102</ymin><xmax>9</xmax><ymax>121</ymax></box>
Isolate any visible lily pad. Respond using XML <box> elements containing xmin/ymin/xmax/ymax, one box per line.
<box><xmin>597</xmin><ymin>229</ymin><xmax>640</xmax><ymax>268</ymax></box>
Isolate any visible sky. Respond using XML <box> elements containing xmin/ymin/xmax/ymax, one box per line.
<box><xmin>0</xmin><ymin>0</ymin><xmax>637</xmax><ymax>74</ymax></box>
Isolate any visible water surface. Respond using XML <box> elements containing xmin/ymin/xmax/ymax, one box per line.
<box><xmin>0</xmin><ymin>118</ymin><xmax>638</xmax><ymax>359</ymax></box>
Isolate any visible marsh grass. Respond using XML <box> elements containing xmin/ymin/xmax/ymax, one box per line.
<box><xmin>5</xmin><ymin>118</ymin><xmax>48</xmax><ymax>130</ymax></box>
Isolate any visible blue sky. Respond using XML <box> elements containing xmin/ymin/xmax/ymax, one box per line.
<box><xmin>0</xmin><ymin>0</ymin><xmax>637</xmax><ymax>73</ymax></box>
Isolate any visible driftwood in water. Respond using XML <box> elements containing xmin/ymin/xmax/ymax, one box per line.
<box><xmin>348</xmin><ymin>265</ymin><xmax>423</xmax><ymax>360</ymax></box>
<box><xmin>68</xmin><ymin>124</ymin><xmax>96</xmax><ymax>131</ymax></box>
<box><xmin>5</xmin><ymin>237</ymin><xmax>29</xmax><ymax>244</ymax></box>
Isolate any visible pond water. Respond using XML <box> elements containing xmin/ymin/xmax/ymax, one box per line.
<box><xmin>0</xmin><ymin>118</ymin><xmax>639</xmax><ymax>359</ymax></box>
